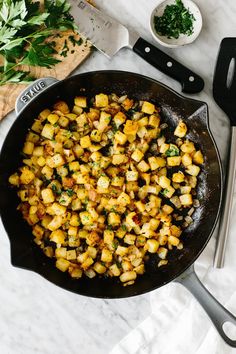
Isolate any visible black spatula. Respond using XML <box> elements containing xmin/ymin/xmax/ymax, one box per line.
<box><xmin>213</xmin><ymin>38</ymin><xmax>236</xmax><ymax>268</ymax></box>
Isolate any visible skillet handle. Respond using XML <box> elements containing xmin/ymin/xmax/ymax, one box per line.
<box><xmin>15</xmin><ymin>77</ymin><xmax>59</xmax><ymax>115</ymax></box>
<box><xmin>176</xmin><ymin>265</ymin><xmax>236</xmax><ymax>347</ymax></box>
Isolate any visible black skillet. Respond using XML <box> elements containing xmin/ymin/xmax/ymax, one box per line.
<box><xmin>0</xmin><ymin>71</ymin><xmax>236</xmax><ymax>346</ymax></box>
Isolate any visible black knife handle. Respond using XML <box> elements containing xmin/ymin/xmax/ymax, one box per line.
<box><xmin>133</xmin><ymin>37</ymin><xmax>204</xmax><ymax>94</ymax></box>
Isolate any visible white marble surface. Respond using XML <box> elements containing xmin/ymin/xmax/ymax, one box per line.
<box><xmin>0</xmin><ymin>0</ymin><xmax>236</xmax><ymax>353</ymax></box>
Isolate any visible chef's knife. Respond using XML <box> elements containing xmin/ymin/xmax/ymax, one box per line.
<box><xmin>69</xmin><ymin>0</ymin><xmax>204</xmax><ymax>94</ymax></box>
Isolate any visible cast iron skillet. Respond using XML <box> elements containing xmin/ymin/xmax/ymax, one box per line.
<box><xmin>0</xmin><ymin>71</ymin><xmax>236</xmax><ymax>346</ymax></box>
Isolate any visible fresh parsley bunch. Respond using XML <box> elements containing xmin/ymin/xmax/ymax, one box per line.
<box><xmin>0</xmin><ymin>0</ymin><xmax>78</xmax><ymax>86</ymax></box>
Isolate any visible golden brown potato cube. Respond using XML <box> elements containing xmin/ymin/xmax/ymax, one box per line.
<box><xmin>112</xmin><ymin>154</ymin><xmax>128</xmax><ymax>165</ymax></box>
<box><xmin>149</xmin><ymin>114</ymin><xmax>160</xmax><ymax>127</ymax></box>
<box><xmin>186</xmin><ymin>164</ymin><xmax>200</xmax><ymax>176</ymax></box>
<box><xmin>9</xmin><ymin>173</ymin><xmax>20</xmax><ymax>186</ymax></box>
<box><xmin>193</xmin><ymin>150</ymin><xmax>204</xmax><ymax>165</ymax></box>
<box><xmin>162</xmin><ymin>186</ymin><xmax>175</xmax><ymax>198</ymax></box>
<box><xmin>131</xmin><ymin>149</ymin><xmax>144</xmax><ymax>162</ymax></box>
<box><xmin>97</xmin><ymin>175</ymin><xmax>110</xmax><ymax>189</ymax></box>
<box><xmin>80</xmin><ymin>135</ymin><xmax>91</xmax><ymax>148</ymax></box>
<box><xmin>93</xmin><ymin>262</ymin><xmax>106</xmax><ymax>274</ymax></box>
<box><xmin>157</xmin><ymin>247</ymin><xmax>168</xmax><ymax>259</ymax></box>
<box><xmin>111</xmin><ymin>176</ymin><xmax>125</xmax><ymax>187</ymax></box>
<box><xmin>137</xmin><ymin>126</ymin><xmax>148</xmax><ymax>139</ymax></box>
<box><xmin>141</xmin><ymin>101</ymin><xmax>155</xmax><ymax>114</ymax></box>
<box><xmin>114</xmin><ymin>111</ymin><xmax>127</xmax><ymax>126</ymax></box>
<box><xmin>138</xmin><ymin>116</ymin><xmax>149</xmax><ymax>127</ymax></box>
<box><xmin>37</xmin><ymin>156</ymin><xmax>46</xmax><ymax>167</ymax></box>
<box><xmin>182</xmin><ymin>153</ymin><xmax>192</xmax><ymax>167</ymax></box>
<box><xmin>114</xmin><ymin>131</ymin><xmax>127</xmax><ymax>145</ymax></box>
<box><xmin>70</xmin><ymin>267</ymin><xmax>83</xmax><ymax>278</ymax></box>
<box><xmin>179</xmin><ymin>193</ymin><xmax>193</xmax><ymax>206</ymax></box>
<box><xmin>74</xmin><ymin>96</ymin><xmax>87</xmax><ymax>108</ymax></box>
<box><xmin>48</xmin><ymin>215</ymin><xmax>63</xmax><ymax>231</ymax></box>
<box><xmin>54</xmin><ymin>101</ymin><xmax>69</xmax><ymax>114</ymax></box>
<box><xmin>120</xmin><ymin>271</ymin><xmax>137</xmax><ymax>283</ymax></box>
<box><xmin>56</xmin><ymin>258</ymin><xmax>70</xmax><ymax>272</ymax></box>
<box><xmin>108</xmin><ymin>212</ymin><xmax>121</xmax><ymax>226</ymax></box>
<box><xmin>72</xmin><ymin>105</ymin><xmax>83</xmax><ymax>115</ymax></box>
<box><xmin>116</xmin><ymin>246</ymin><xmax>128</xmax><ymax>256</ymax></box>
<box><xmin>116</xmin><ymin>227</ymin><xmax>126</xmax><ymax>239</ymax></box>
<box><xmin>122</xmin><ymin>98</ymin><xmax>133</xmax><ymax>111</ymax></box>
<box><xmin>162</xmin><ymin>204</ymin><xmax>174</xmax><ymax>214</ymax></box>
<box><xmin>58</xmin><ymin>116</ymin><xmax>69</xmax><ymax>128</ymax></box>
<box><xmin>123</xmin><ymin>120</ymin><xmax>139</xmax><ymax>135</ymax></box>
<box><xmin>55</xmin><ymin>247</ymin><xmax>67</xmax><ymax>258</ymax></box>
<box><xmin>170</xmin><ymin>225</ymin><xmax>182</xmax><ymax>237</ymax></box>
<box><xmin>174</xmin><ymin>120</ymin><xmax>187</xmax><ymax>138</ymax></box>
<box><xmin>137</xmin><ymin>160</ymin><xmax>150</xmax><ymax>172</ymax></box>
<box><xmin>66</xmin><ymin>250</ymin><xmax>77</xmax><ymax>260</ymax></box>
<box><xmin>117</xmin><ymin>192</ymin><xmax>130</xmax><ymax>206</ymax></box>
<box><xmin>80</xmin><ymin>211</ymin><xmax>94</xmax><ymax>225</ymax></box>
<box><xmin>101</xmin><ymin>249</ymin><xmax>113</xmax><ymax>263</ymax></box>
<box><xmin>126</xmin><ymin>171</ymin><xmax>139</xmax><ymax>181</ymax></box>
<box><xmin>50</xmin><ymin>229</ymin><xmax>65</xmax><ymax>244</ymax></box>
<box><xmin>23</xmin><ymin>141</ymin><xmax>34</xmax><ymax>155</ymax></box>
<box><xmin>47</xmin><ymin>113</ymin><xmax>59</xmax><ymax>125</ymax></box>
<box><xmin>109</xmin><ymin>264</ymin><xmax>121</xmax><ymax>276</ymax></box>
<box><xmin>73</xmin><ymin>144</ymin><xmax>84</xmax><ymax>158</ymax></box>
<box><xmin>41</xmin><ymin>188</ymin><xmax>55</xmax><ymax>204</ymax></box>
<box><xmin>20</xmin><ymin>167</ymin><xmax>35</xmax><ymax>184</ymax></box>
<box><xmin>159</xmin><ymin>143</ymin><xmax>170</xmax><ymax>154</ymax></box>
<box><xmin>172</xmin><ymin>171</ymin><xmax>185</xmax><ymax>183</ymax></box>
<box><xmin>167</xmin><ymin>156</ymin><xmax>181</xmax><ymax>167</ymax></box>
<box><xmin>41</xmin><ymin>123</ymin><xmax>55</xmax><ymax>140</ymax></box>
<box><xmin>31</xmin><ymin>120</ymin><xmax>43</xmax><ymax>133</ymax></box>
<box><xmin>180</xmin><ymin>186</ymin><xmax>191</xmax><ymax>194</ymax></box>
<box><xmin>104</xmin><ymin>230</ymin><xmax>114</xmax><ymax>244</ymax></box>
<box><xmin>90</xmin><ymin>129</ymin><xmax>102</xmax><ymax>142</ymax></box>
<box><xmin>26</xmin><ymin>132</ymin><xmax>40</xmax><ymax>143</ymax></box>
<box><xmin>124</xmin><ymin>234</ymin><xmax>136</xmax><ymax>245</ymax></box>
<box><xmin>180</xmin><ymin>141</ymin><xmax>195</xmax><ymax>153</ymax></box>
<box><xmin>39</xmin><ymin>108</ymin><xmax>51</xmax><ymax>121</ymax></box>
<box><xmin>147</xmin><ymin>239</ymin><xmax>159</xmax><ymax>253</ymax></box>
<box><xmin>32</xmin><ymin>224</ymin><xmax>44</xmax><ymax>239</ymax></box>
<box><xmin>168</xmin><ymin>235</ymin><xmax>180</xmax><ymax>246</ymax></box>
<box><xmin>158</xmin><ymin>175</ymin><xmax>171</xmax><ymax>189</ymax></box>
<box><xmin>95</xmin><ymin>93</ymin><xmax>109</xmax><ymax>107</ymax></box>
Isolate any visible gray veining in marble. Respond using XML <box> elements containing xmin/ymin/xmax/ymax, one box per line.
<box><xmin>0</xmin><ymin>0</ymin><xmax>235</xmax><ymax>353</ymax></box>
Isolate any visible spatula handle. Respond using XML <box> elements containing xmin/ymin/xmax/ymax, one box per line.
<box><xmin>214</xmin><ymin>126</ymin><xmax>236</xmax><ymax>268</ymax></box>
<box><xmin>133</xmin><ymin>37</ymin><xmax>204</xmax><ymax>94</ymax></box>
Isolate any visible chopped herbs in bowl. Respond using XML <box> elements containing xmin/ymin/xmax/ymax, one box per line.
<box><xmin>150</xmin><ymin>0</ymin><xmax>202</xmax><ymax>48</ymax></box>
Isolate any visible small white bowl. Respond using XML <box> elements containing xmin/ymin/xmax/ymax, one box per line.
<box><xmin>150</xmin><ymin>0</ymin><xmax>202</xmax><ymax>48</ymax></box>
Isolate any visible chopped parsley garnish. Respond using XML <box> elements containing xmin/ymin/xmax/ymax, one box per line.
<box><xmin>165</xmin><ymin>144</ymin><xmax>179</xmax><ymax>157</ymax></box>
<box><xmin>52</xmin><ymin>184</ymin><xmax>61</xmax><ymax>195</ymax></box>
<box><xmin>154</xmin><ymin>0</ymin><xmax>195</xmax><ymax>39</ymax></box>
<box><xmin>66</xmin><ymin>189</ymin><xmax>74</xmax><ymax>197</ymax></box>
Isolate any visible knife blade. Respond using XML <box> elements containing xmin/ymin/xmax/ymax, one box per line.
<box><xmin>69</xmin><ymin>0</ymin><xmax>204</xmax><ymax>94</ymax></box>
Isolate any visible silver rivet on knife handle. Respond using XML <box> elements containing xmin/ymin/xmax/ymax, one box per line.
<box><xmin>214</xmin><ymin>126</ymin><xmax>236</xmax><ymax>268</ymax></box>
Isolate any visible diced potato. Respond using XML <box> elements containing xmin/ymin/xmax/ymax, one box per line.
<box><xmin>162</xmin><ymin>185</ymin><xmax>175</xmax><ymax>198</ymax></box>
<box><xmin>182</xmin><ymin>153</ymin><xmax>192</xmax><ymax>167</ymax></box>
<box><xmin>101</xmin><ymin>249</ymin><xmax>112</xmax><ymax>263</ymax></box>
<box><xmin>123</xmin><ymin>120</ymin><xmax>139</xmax><ymax>135</ymax></box>
<box><xmin>81</xmin><ymin>257</ymin><xmax>94</xmax><ymax>270</ymax></box>
<box><xmin>159</xmin><ymin>143</ymin><xmax>170</xmax><ymax>154</ymax></box>
<box><xmin>80</xmin><ymin>135</ymin><xmax>91</xmax><ymax>148</ymax></box>
<box><xmin>158</xmin><ymin>175</ymin><xmax>171</xmax><ymax>189</ymax></box>
<box><xmin>70</xmin><ymin>267</ymin><xmax>83</xmax><ymax>278</ymax></box>
<box><xmin>131</xmin><ymin>149</ymin><xmax>144</xmax><ymax>162</ymax></box>
<box><xmin>111</xmin><ymin>176</ymin><xmax>125</xmax><ymax>187</ymax></box>
<box><xmin>193</xmin><ymin>150</ymin><xmax>204</xmax><ymax>165</ymax></box>
<box><xmin>41</xmin><ymin>124</ymin><xmax>55</xmax><ymax>140</ymax></box>
<box><xmin>23</xmin><ymin>141</ymin><xmax>34</xmax><ymax>155</ymax></box>
<box><xmin>180</xmin><ymin>186</ymin><xmax>191</xmax><ymax>194</ymax></box>
<box><xmin>80</xmin><ymin>211</ymin><xmax>94</xmax><ymax>225</ymax></box>
<box><xmin>172</xmin><ymin>171</ymin><xmax>185</xmax><ymax>183</ymax></box>
<box><xmin>31</xmin><ymin>120</ymin><xmax>43</xmax><ymax>133</ymax></box>
<box><xmin>120</xmin><ymin>271</ymin><xmax>137</xmax><ymax>283</ymax></box>
<box><xmin>74</xmin><ymin>96</ymin><xmax>87</xmax><ymax>107</ymax></box>
<box><xmin>94</xmin><ymin>262</ymin><xmax>106</xmax><ymax>274</ymax></box>
<box><xmin>66</xmin><ymin>250</ymin><xmax>77</xmax><ymax>260</ymax></box>
<box><xmin>122</xmin><ymin>98</ymin><xmax>133</xmax><ymax>111</ymax></box>
<box><xmin>108</xmin><ymin>212</ymin><xmax>121</xmax><ymax>226</ymax></box>
<box><xmin>50</xmin><ymin>229</ymin><xmax>65</xmax><ymax>244</ymax></box>
<box><xmin>114</xmin><ymin>111</ymin><xmax>126</xmax><ymax>126</ymax></box>
<box><xmin>148</xmin><ymin>156</ymin><xmax>165</xmax><ymax>170</ymax></box>
<box><xmin>116</xmin><ymin>246</ymin><xmax>128</xmax><ymax>256</ymax></box>
<box><xmin>47</xmin><ymin>113</ymin><xmax>59</xmax><ymax>125</ymax></box>
<box><xmin>162</xmin><ymin>204</ymin><xmax>174</xmax><ymax>214</ymax></box>
<box><xmin>73</xmin><ymin>144</ymin><xmax>84</xmax><ymax>158</ymax></box>
<box><xmin>41</xmin><ymin>165</ymin><xmax>53</xmax><ymax>179</ymax></box>
<box><xmin>146</xmin><ymin>239</ymin><xmax>159</xmax><ymax>253</ymax></box>
<box><xmin>179</xmin><ymin>194</ymin><xmax>193</xmax><ymax>206</ymax></box>
<box><xmin>117</xmin><ymin>192</ymin><xmax>130</xmax><ymax>206</ymax></box>
<box><xmin>39</xmin><ymin>109</ymin><xmax>51</xmax><ymax>120</ymax></box>
<box><xmin>95</xmin><ymin>93</ymin><xmax>109</xmax><ymax>107</ymax></box>
<box><xmin>149</xmin><ymin>114</ymin><xmax>160</xmax><ymax>127</ymax></box>
<box><xmin>54</xmin><ymin>101</ymin><xmax>69</xmax><ymax>114</ymax></box>
<box><xmin>114</xmin><ymin>131</ymin><xmax>127</xmax><ymax>145</ymax></box>
<box><xmin>170</xmin><ymin>225</ymin><xmax>182</xmax><ymax>237</ymax></box>
<box><xmin>137</xmin><ymin>160</ymin><xmax>150</xmax><ymax>172</ymax></box>
<box><xmin>157</xmin><ymin>247</ymin><xmax>168</xmax><ymax>259</ymax></box>
<box><xmin>168</xmin><ymin>235</ymin><xmax>180</xmax><ymax>246</ymax></box>
<box><xmin>104</xmin><ymin>229</ymin><xmax>114</xmax><ymax>244</ymax></box>
<box><xmin>90</xmin><ymin>129</ymin><xmax>102</xmax><ymax>142</ymax></box>
<box><xmin>138</xmin><ymin>116</ymin><xmax>148</xmax><ymax>127</ymax></box>
<box><xmin>56</xmin><ymin>258</ymin><xmax>70</xmax><ymax>272</ymax></box>
<box><xmin>186</xmin><ymin>164</ymin><xmax>200</xmax><ymax>176</ymax></box>
<box><xmin>181</xmin><ymin>141</ymin><xmax>195</xmax><ymax>153</ymax></box>
<box><xmin>9</xmin><ymin>173</ymin><xmax>20</xmax><ymax>186</ymax></box>
<box><xmin>26</xmin><ymin>131</ymin><xmax>40</xmax><ymax>143</ymax></box>
<box><xmin>112</xmin><ymin>154</ymin><xmax>128</xmax><ymax>165</ymax></box>
<box><xmin>98</xmin><ymin>111</ymin><xmax>111</xmax><ymax>130</ymax></box>
<box><xmin>55</xmin><ymin>247</ymin><xmax>67</xmax><ymax>258</ymax></box>
<box><xmin>109</xmin><ymin>264</ymin><xmax>121</xmax><ymax>276</ymax></box>
<box><xmin>135</xmin><ymin>201</ymin><xmax>145</xmax><ymax>213</ymax></box>
<box><xmin>20</xmin><ymin>167</ymin><xmax>35</xmax><ymax>184</ymax></box>
<box><xmin>124</xmin><ymin>234</ymin><xmax>136</xmax><ymax>245</ymax></box>
<box><xmin>167</xmin><ymin>156</ymin><xmax>181</xmax><ymax>166</ymax></box>
<box><xmin>116</xmin><ymin>228</ymin><xmax>126</xmax><ymax>239</ymax></box>
<box><xmin>174</xmin><ymin>120</ymin><xmax>187</xmax><ymax>137</ymax></box>
<box><xmin>137</xmin><ymin>126</ymin><xmax>148</xmax><ymax>139</ymax></box>
<box><xmin>126</xmin><ymin>171</ymin><xmax>138</xmax><ymax>181</ymax></box>
<box><xmin>141</xmin><ymin>101</ymin><xmax>155</xmax><ymax>114</ymax></box>
<box><xmin>97</xmin><ymin>175</ymin><xmax>110</xmax><ymax>189</ymax></box>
